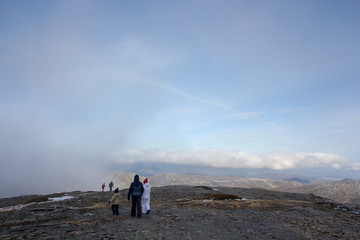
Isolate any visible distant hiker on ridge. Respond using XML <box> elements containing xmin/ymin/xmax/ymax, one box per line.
<box><xmin>127</xmin><ymin>174</ymin><xmax>144</xmax><ymax>218</ymax></box>
<box><xmin>102</xmin><ymin>183</ymin><xmax>105</xmax><ymax>192</ymax></box>
<box><xmin>109</xmin><ymin>181</ymin><xmax>114</xmax><ymax>191</ymax></box>
<box><xmin>109</xmin><ymin>188</ymin><xmax>121</xmax><ymax>215</ymax></box>
<box><xmin>142</xmin><ymin>178</ymin><xmax>151</xmax><ymax>215</ymax></box>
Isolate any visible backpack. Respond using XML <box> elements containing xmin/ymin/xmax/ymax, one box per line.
<box><xmin>132</xmin><ymin>183</ymin><xmax>142</xmax><ymax>197</ymax></box>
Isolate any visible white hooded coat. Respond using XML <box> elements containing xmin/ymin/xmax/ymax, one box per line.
<box><xmin>141</xmin><ymin>182</ymin><xmax>151</xmax><ymax>214</ymax></box>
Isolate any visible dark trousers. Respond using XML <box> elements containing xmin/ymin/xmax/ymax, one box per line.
<box><xmin>112</xmin><ymin>204</ymin><xmax>119</xmax><ymax>215</ymax></box>
<box><xmin>131</xmin><ymin>196</ymin><xmax>142</xmax><ymax>217</ymax></box>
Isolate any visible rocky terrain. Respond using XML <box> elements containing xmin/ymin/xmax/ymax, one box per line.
<box><xmin>292</xmin><ymin>179</ymin><xmax>360</xmax><ymax>204</ymax></box>
<box><xmin>1</xmin><ymin>186</ymin><xmax>360</xmax><ymax>239</ymax></box>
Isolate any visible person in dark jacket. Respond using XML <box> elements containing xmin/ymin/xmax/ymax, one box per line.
<box><xmin>127</xmin><ymin>175</ymin><xmax>144</xmax><ymax>218</ymax></box>
<box><xmin>109</xmin><ymin>181</ymin><xmax>114</xmax><ymax>192</ymax></box>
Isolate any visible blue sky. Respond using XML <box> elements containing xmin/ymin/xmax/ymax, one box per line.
<box><xmin>1</xmin><ymin>1</ymin><xmax>360</xmax><ymax>195</ymax></box>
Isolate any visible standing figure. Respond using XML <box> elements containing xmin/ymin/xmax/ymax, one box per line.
<box><xmin>109</xmin><ymin>181</ymin><xmax>114</xmax><ymax>191</ymax></box>
<box><xmin>109</xmin><ymin>188</ymin><xmax>120</xmax><ymax>215</ymax></box>
<box><xmin>102</xmin><ymin>183</ymin><xmax>105</xmax><ymax>192</ymax></box>
<box><xmin>127</xmin><ymin>175</ymin><xmax>144</xmax><ymax>218</ymax></box>
<box><xmin>141</xmin><ymin>178</ymin><xmax>151</xmax><ymax>215</ymax></box>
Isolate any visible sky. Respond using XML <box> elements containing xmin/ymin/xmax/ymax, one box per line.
<box><xmin>1</xmin><ymin>0</ymin><xmax>360</xmax><ymax>197</ymax></box>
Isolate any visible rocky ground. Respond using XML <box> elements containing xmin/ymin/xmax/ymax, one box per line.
<box><xmin>1</xmin><ymin>186</ymin><xmax>360</xmax><ymax>239</ymax></box>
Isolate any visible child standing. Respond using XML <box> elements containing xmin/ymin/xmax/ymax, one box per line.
<box><xmin>109</xmin><ymin>188</ymin><xmax>121</xmax><ymax>215</ymax></box>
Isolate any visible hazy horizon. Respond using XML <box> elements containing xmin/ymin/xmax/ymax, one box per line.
<box><xmin>1</xmin><ymin>1</ymin><xmax>360</xmax><ymax>198</ymax></box>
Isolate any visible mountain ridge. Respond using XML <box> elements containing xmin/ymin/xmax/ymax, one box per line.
<box><xmin>291</xmin><ymin>178</ymin><xmax>360</xmax><ymax>204</ymax></box>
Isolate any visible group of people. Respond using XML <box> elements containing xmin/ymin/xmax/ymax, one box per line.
<box><xmin>107</xmin><ymin>175</ymin><xmax>151</xmax><ymax>218</ymax></box>
<box><xmin>101</xmin><ymin>181</ymin><xmax>114</xmax><ymax>192</ymax></box>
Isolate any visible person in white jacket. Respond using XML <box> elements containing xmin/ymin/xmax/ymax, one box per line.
<box><xmin>141</xmin><ymin>178</ymin><xmax>151</xmax><ymax>215</ymax></box>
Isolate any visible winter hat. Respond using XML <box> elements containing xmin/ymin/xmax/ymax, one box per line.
<box><xmin>114</xmin><ymin>188</ymin><xmax>119</xmax><ymax>193</ymax></box>
<box><xmin>134</xmin><ymin>175</ymin><xmax>139</xmax><ymax>181</ymax></box>
<box><xmin>143</xmin><ymin>178</ymin><xmax>148</xmax><ymax>184</ymax></box>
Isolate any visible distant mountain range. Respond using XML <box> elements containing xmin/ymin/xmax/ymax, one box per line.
<box><xmin>148</xmin><ymin>173</ymin><xmax>303</xmax><ymax>191</ymax></box>
<box><xmin>108</xmin><ymin>172</ymin><xmax>360</xmax><ymax>204</ymax></box>
<box><xmin>110</xmin><ymin>161</ymin><xmax>360</xmax><ymax>182</ymax></box>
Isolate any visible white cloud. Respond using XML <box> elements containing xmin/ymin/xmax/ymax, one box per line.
<box><xmin>113</xmin><ymin>148</ymin><xmax>352</xmax><ymax>170</ymax></box>
<box><xmin>351</xmin><ymin>162</ymin><xmax>360</xmax><ymax>171</ymax></box>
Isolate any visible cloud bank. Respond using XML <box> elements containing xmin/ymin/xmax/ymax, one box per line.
<box><xmin>113</xmin><ymin>149</ymin><xmax>352</xmax><ymax>170</ymax></box>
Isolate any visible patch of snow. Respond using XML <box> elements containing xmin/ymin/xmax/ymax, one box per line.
<box><xmin>0</xmin><ymin>203</ymin><xmax>33</xmax><ymax>212</ymax></box>
<box><xmin>212</xmin><ymin>188</ymin><xmax>219</xmax><ymax>191</ymax></box>
<box><xmin>0</xmin><ymin>196</ymin><xmax>75</xmax><ymax>212</ymax></box>
<box><xmin>203</xmin><ymin>199</ymin><xmax>213</xmax><ymax>202</ymax></box>
<box><xmin>49</xmin><ymin>196</ymin><xmax>74</xmax><ymax>201</ymax></box>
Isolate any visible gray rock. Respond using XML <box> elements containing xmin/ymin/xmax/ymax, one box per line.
<box><xmin>0</xmin><ymin>186</ymin><xmax>360</xmax><ymax>239</ymax></box>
